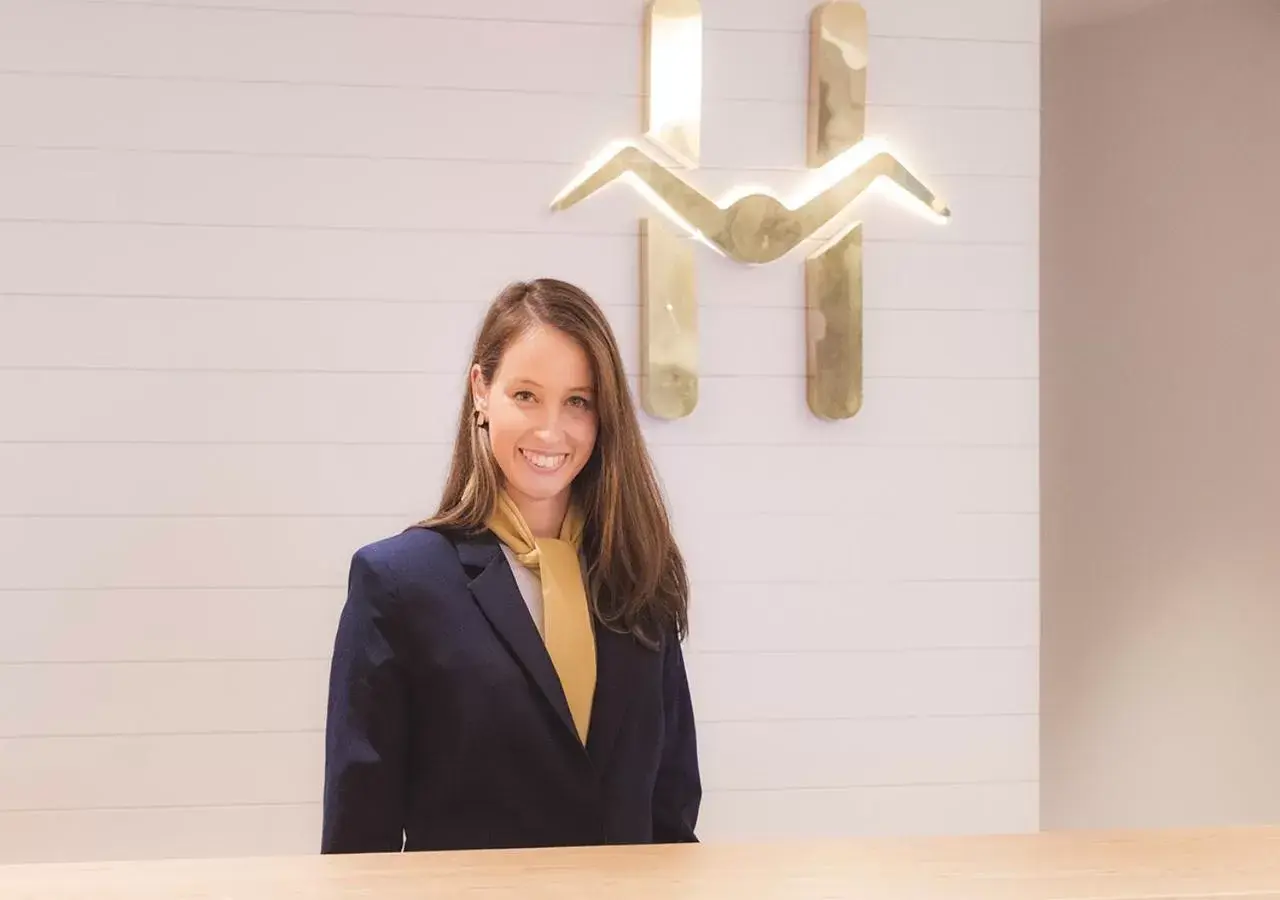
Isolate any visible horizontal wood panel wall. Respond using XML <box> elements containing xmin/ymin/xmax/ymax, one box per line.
<box><xmin>0</xmin><ymin>0</ymin><xmax>1041</xmax><ymax>863</ymax></box>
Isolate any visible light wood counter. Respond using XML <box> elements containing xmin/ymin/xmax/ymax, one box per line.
<box><xmin>2</xmin><ymin>827</ymin><xmax>1279</xmax><ymax>899</ymax></box>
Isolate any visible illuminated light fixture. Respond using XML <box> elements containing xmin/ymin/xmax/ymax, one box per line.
<box><xmin>552</xmin><ymin>0</ymin><xmax>950</xmax><ymax>421</ymax></box>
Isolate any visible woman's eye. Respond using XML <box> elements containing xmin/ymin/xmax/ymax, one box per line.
<box><xmin>567</xmin><ymin>395</ymin><xmax>591</xmax><ymax>409</ymax></box>
<box><xmin>514</xmin><ymin>390</ymin><xmax>535</xmax><ymax>402</ymax></box>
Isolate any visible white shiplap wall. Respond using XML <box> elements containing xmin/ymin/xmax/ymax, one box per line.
<box><xmin>0</xmin><ymin>0</ymin><xmax>1041</xmax><ymax>863</ymax></box>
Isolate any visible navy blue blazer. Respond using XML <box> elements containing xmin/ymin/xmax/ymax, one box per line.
<box><xmin>320</xmin><ymin>525</ymin><xmax>701</xmax><ymax>853</ymax></box>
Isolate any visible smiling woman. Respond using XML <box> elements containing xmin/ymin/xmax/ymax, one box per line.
<box><xmin>320</xmin><ymin>279</ymin><xmax>699</xmax><ymax>856</ymax></box>
<box><xmin>467</xmin><ymin>305</ymin><xmax>602</xmax><ymax>541</ymax></box>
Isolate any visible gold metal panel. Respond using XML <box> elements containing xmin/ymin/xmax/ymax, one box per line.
<box><xmin>639</xmin><ymin>218</ymin><xmax>698</xmax><ymax>420</ymax></box>
<box><xmin>643</xmin><ymin>0</ymin><xmax>702</xmax><ymax>167</ymax></box>
<box><xmin>806</xmin><ymin>224</ymin><xmax>863</xmax><ymax>420</ymax></box>
<box><xmin>808</xmin><ymin>1</ymin><xmax>869</xmax><ymax>168</ymax></box>
<box><xmin>640</xmin><ymin>0</ymin><xmax>701</xmax><ymax>415</ymax></box>
<box><xmin>553</xmin><ymin>142</ymin><xmax>949</xmax><ymax>265</ymax></box>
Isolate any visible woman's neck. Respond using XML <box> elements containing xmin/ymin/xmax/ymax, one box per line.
<box><xmin>509</xmin><ymin>490</ymin><xmax>569</xmax><ymax>539</ymax></box>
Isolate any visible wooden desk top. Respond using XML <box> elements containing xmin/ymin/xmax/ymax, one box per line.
<box><xmin>2</xmin><ymin>827</ymin><xmax>1279</xmax><ymax>899</ymax></box>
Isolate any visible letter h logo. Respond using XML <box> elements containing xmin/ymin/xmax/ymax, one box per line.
<box><xmin>552</xmin><ymin>0</ymin><xmax>950</xmax><ymax>420</ymax></box>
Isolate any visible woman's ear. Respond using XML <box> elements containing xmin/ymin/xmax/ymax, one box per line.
<box><xmin>469</xmin><ymin>364</ymin><xmax>489</xmax><ymax>417</ymax></box>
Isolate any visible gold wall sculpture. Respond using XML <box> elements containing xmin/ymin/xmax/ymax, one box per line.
<box><xmin>552</xmin><ymin>0</ymin><xmax>950</xmax><ymax>420</ymax></box>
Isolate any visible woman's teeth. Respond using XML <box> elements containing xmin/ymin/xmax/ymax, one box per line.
<box><xmin>521</xmin><ymin>449</ymin><xmax>568</xmax><ymax>471</ymax></box>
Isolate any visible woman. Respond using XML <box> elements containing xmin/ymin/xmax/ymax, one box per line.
<box><xmin>320</xmin><ymin>278</ymin><xmax>700</xmax><ymax>854</ymax></box>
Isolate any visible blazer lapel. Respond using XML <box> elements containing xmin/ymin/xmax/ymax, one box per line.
<box><xmin>585</xmin><ymin>621</ymin><xmax>653</xmax><ymax>767</ymax></box>
<box><xmin>456</xmin><ymin>530</ymin><xmax>578</xmax><ymax>742</ymax></box>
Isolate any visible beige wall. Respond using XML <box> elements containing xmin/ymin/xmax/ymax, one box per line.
<box><xmin>1042</xmin><ymin>0</ymin><xmax>1280</xmax><ymax>829</ymax></box>
<box><xmin>0</xmin><ymin>0</ymin><xmax>1040</xmax><ymax>863</ymax></box>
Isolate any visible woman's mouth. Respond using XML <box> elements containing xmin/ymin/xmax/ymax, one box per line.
<box><xmin>520</xmin><ymin>449</ymin><xmax>569</xmax><ymax>472</ymax></box>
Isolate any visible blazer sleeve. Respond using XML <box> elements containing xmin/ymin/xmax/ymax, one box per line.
<box><xmin>651</xmin><ymin>630</ymin><xmax>702</xmax><ymax>843</ymax></box>
<box><xmin>320</xmin><ymin>548</ymin><xmax>410</xmax><ymax>854</ymax></box>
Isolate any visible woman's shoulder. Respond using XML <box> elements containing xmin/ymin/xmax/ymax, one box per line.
<box><xmin>342</xmin><ymin>525</ymin><xmax>485</xmax><ymax>620</ymax></box>
<box><xmin>350</xmin><ymin>524</ymin><xmax>466</xmax><ymax>583</ymax></box>
<box><xmin>354</xmin><ymin>523</ymin><xmax>451</xmax><ymax>562</ymax></box>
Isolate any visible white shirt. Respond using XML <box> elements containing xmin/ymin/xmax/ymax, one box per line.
<box><xmin>499</xmin><ymin>542</ymin><xmax>545</xmax><ymax>638</ymax></box>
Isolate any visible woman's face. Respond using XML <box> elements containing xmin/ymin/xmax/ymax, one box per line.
<box><xmin>472</xmin><ymin>324</ymin><xmax>599</xmax><ymax>529</ymax></box>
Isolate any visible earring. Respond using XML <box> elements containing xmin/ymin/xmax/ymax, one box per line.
<box><xmin>475</xmin><ymin>408</ymin><xmax>487</xmax><ymax>428</ymax></box>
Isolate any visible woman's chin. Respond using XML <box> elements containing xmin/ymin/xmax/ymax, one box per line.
<box><xmin>507</xmin><ymin>463</ymin><xmax>576</xmax><ymax>503</ymax></box>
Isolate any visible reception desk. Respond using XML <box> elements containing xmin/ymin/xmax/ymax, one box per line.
<box><xmin>1</xmin><ymin>827</ymin><xmax>1278</xmax><ymax>899</ymax></box>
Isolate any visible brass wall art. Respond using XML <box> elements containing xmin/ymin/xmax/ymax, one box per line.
<box><xmin>552</xmin><ymin>0</ymin><xmax>950</xmax><ymax>420</ymax></box>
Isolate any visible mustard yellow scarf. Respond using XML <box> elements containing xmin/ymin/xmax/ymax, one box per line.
<box><xmin>486</xmin><ymin>491</ymin><xmax>596</xmax><ymax>744</ymax></box>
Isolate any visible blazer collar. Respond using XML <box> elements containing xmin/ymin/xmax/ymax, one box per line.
<box><xmin>455</xmin><ymin>528</ymin><xmax>654</xmax><ymax>764</ymax></box>
<box><xmin>456</xmin><ymin>530</ymin><xmax>578</xmax><ymax>742</ymax></box>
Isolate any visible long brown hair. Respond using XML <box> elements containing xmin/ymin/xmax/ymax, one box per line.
<box><xmin>421</xmin><ymin>278</ymin><xmax>689</xmax><ymax>646</ymax></box>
